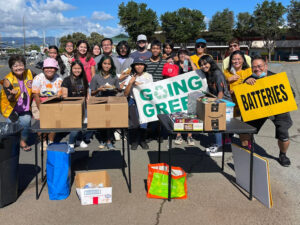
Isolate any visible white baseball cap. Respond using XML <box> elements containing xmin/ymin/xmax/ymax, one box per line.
<box><xmin>137</xmin><ymin>34</ymin><xmax>147</xmax><ymax>42</ymax></box>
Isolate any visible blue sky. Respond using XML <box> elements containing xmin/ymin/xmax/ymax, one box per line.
<box><xmin>0</xmin><ymin>0</ymin><xmax>292</xmax><ymax>38</ymax></box>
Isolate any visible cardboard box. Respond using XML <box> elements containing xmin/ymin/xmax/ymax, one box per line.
<box><xmin>169</xmin><ymin>114</ymin><xmax>203</xmax><ymax>131</ymax></box>
<box><xmin>75</xmin><ymin>170</ymin><xmax>112</xmax><ymax>205</ymax></box>
<box><xmin>196</xmin><ymin>97</ymin><xmax>226</xmax><ymax>131</ymax></box>
<box><xmin>87</xmin><ymin>96</ymin><xmax>128</xmax><ymax>129</ymax></box>
<box><xmin>40</xmin><ymin>97</ymin><xmax>84</xmax><ymax>129</ymax></box>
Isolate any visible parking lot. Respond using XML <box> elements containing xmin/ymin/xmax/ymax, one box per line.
<box><xmin>0</xmin><ymin>62</ymin><xmax>300</xmax><ymax>225</ymax></box>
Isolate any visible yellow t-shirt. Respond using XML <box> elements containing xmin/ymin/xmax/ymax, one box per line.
<box><xmin>190</xmin><ymin>54</ymin><xmax>213</xmax><ymax>69</ymax></box>
<box><xmin>223</xmin><ymin>67</ymin><xmax>252</xmax><ymax>91</ymax></box>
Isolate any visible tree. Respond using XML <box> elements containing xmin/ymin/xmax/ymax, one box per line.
<box><xmin>113</xmin><ymin>34</ymin><xmax>129</xmax><ymax>39</ymax></box>
<box><xmin>209</xmin><ymin>9</ymin><xmax>234</xmax><ymax>44</ymax></box>
<box><xmin>160</xmin><ymin>8</ymin><xmax>205</xmax><ymax>45</ymax></box>
<box><xmin>87</xmin><ymin>32</ymin><xmax>104</xmax><ymax>46</ymax></box>
<box><xmin>235</xmin><ymin>12</ymin><xmax>257</xmax><ymax>48</ymax></box>
<box><xmin>27</xmin><ymin>44</ymin><xmax>40</xmax><ymax>52</ymax></box>
<box><xmin>252</xmin><ymin>0</ymin><xmax>286</xmax><ymax>61</ymax></box>
<box><xmin>59</xmin><ymin>32</ymin><xmax>87</xmax><ymax>49</ymax></box>
<box><xmin>118</xmin><ymin>1</ymin><xmax>158</xmax><ymax>42</ymax></box>
<box><xmin>287</xmin><ymin>0</ymin><xmax>300</xmax><ymax>34</ymax></box>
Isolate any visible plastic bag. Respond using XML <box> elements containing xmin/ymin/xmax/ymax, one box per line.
<box><xmin>46</xmin><ymin>142</ymin><xmax>72</xmax><ymax>200</ymax></box>
<box><xmin>147</xmin><ymin>163</ymin><xmax>187</xmax><ymax>199</ymax></box>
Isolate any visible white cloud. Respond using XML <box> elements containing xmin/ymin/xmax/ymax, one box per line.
<box><xmin>0</xmin><ymin>0</ymin><xmax>122</xmax><ymax>38</ymax></box>
<box><xmin>91</xmin><ymin>11</ymin><xmax>114</xmax><ymax>21</ymax></box>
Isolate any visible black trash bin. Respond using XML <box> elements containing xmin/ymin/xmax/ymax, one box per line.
<box><xmin>0</xmin><ymin>122</ymin><xmax>23</xmax><ymax>208</ymax></box>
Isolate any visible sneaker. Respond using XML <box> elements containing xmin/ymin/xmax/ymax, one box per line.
<box><xmin>114</xmin><ymin>131</ymin><xmax>121</xmax><ymax>141</ymax></box>
<box><xmin>98</xmin><ymin>142</ymin><xmax>106</xmax><ymax>149</ymax></box>
<box><xmin>80</xmin><ymin>141</ymin><xmax>88</xmax><ymax>148</ymax></box>
<box><xmin>107</xmin><ymin>143</ymin><xmax>115</xmax><ymax>150</ymax></box>
<box><xmin>174</xmin><ymin>136</ymin><xmax>183</xmax><ymax>145</ymax></box>
<box><xmin>278</xmin><ymin>154</ymin><xmax>291</xmax><ymax>167</ymax></box>
<box><xmin>140</xmin><ymin>141</ymin><xmax>149</xmax><ymax>150</ymax></box>
<box><xmin>40</xmin><ymin>140</ymin><xmax>48</xmax><ymax>151</ymax></box>
<box><xmin>187</xmin><ymin>137</ymin><xmax>195</xmax><ymax>146</ymax></box>
<box><xmin>69</xmin><ymin>144</ymin><xmax>75</xmax><ymax>149</ymax></box>
<box><xmin>206</xmin><ymin>145</ymin><xmax>222</xmax><ymax>157</ymax></box>
<box><xmin>131</xmin><ymin>142</ymin><xmax>138</xmax><ymax>150</ymax></box>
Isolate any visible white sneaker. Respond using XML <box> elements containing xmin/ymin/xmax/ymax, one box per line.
<box><xmin>174</xmin><ymin>136</ymin><xmax>183</xmax><ymax>145</ymax></box>
<box><xmin>206</xmin><ymin>145</ymin><xmax>222</xmax><ymax>157</ymax></box>
<box><xmin>69</xmin><ymin>144</ymin><xmax>75</xmax><ymax>149</ymax></box>
<box><xmin>114</xmin><ymin>130</ymin><xmax>121</xmax><ymax>141</ymax></box>
<box><xmin>80</xmin><ymin>141</ymin><xmax>88</xmax><ymax>148</ymax></box>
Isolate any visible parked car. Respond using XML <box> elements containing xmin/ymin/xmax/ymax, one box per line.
<box><xmin>288</xmin><ymin>54</ymin><xmax>299</xmax><ymax>61</ymax></box>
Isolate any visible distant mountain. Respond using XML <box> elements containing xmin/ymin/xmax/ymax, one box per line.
<box><xmin>0</xmin><ymin>37</ymin><xmax>58</xmax><ymax>48</ymax></box>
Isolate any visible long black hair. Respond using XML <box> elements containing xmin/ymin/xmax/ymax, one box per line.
<box><xmin>75</xmin><ymin>40</ymin><xmax>92</xmax><ymax>62</ymax></box>
<box><xmin>49</xmin><ymin>45</ymin><xmax>66</xmax><ymax>75</ymax></box>
<box><xmin>97</xmin><ymin>55</ymin><xmax>116</xmax><ymax>77</ymax></box>
<box><xmin>227</xmin><ymin>50</ymin><xmax>249</xmax><ymax>71</ymax></box>
<box><xmin>199</xmin><ymin>55</ymin><xmax>221</xmax><ymax>85</ymax></box>
<box><xmin>116</xmin><ymin>40</ymin><xmax>131</xmax><ymax>58</ymax></box>
<box><xmin>69</xmin><ymin>60</ymin><xmax>89</xmax><ymax>97</ymax></box>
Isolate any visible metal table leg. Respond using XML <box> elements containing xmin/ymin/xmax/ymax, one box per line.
<box><xmin>126</xmin><ymin>129</ymin><xmax>132</xmax><ymax>193</ymax></box>
<box><xmin>168</xmin><ymin>135</ymin><xmax>172</xmax><ymax>201</ymax></box>
<box><xmin>35</xmin><ymin>139</ymin><xmax>38</xmax><ymax>200</ymax></box>
<box><xmin>249</xmin><ymin>135</ymin><xmax>255</xmax><ymax>200</ymax></box>
<box><xmin>222</xmin><ymin>133</ymin><xmax>226</xmax><ymax>171</ymax></box>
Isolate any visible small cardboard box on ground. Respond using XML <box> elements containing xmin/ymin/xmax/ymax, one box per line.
<box><xmin>40</xmin><ymin>97</ymin><xmax>84</xmax><ymax>129</ymax></box>
<box><xmin>196</xmin><ymin>97</ymin><xmax>226</xmax><ymax>131</ymax></box>
<box><xmin>75</xmin><ymin>170</ymin><xmax>112</xmax><ymax>205</ymax></box>
<box><xmin>87</xmin><ymin>96</ymin><xmax>128</xmax><ymax>129</ymax></box>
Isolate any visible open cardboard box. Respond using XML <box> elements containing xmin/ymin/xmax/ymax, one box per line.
<box><xmin>75</xmin><ymin>170</ymin><xmax>112</xmax><ymax>205</ymax></box>
<box><xmin>196</xmin><ymin>97</ymin><xmax>226</xmax><ymax>131</ymax></box>
<box><xmin>39</xmin><ymin>96</ymin><xmax>84</xmax><ymax>129</ymax></box>
<box><xmin>87</xmin><ymin>96</ymin><xmax>128</xmax><ymax>129</ymax></box>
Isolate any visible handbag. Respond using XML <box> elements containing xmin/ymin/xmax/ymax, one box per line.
<box><xmin>162</xmin><ymin>63</ymin><xmax>179</xmax><ymax>78</ymax></box>
<box><xmin>46</xmin><ymin>142</ymin><xmax>72</xmax><ymax>200</ymax></box>
<box><xmin>147</xmin><ymin>163</ymin><xmax>187</xmax><ymax>199</ymax></box>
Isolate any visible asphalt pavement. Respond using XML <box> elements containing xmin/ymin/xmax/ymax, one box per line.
<box><xmin>0</xmin><ymin>62</ymin><xmax>300</xmax><ymax>225</ymax></box>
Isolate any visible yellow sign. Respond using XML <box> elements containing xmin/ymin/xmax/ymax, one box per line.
<box><xmin>233</xmin><ymin>72</ymin><xmax>297</xmax><ymax>122</ymax></box>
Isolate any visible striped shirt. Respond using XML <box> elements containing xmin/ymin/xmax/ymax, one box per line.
<box><xmin>145</xmin><ymin>58</ymin><xmax>167</xmax><ymax>82</ymax></box>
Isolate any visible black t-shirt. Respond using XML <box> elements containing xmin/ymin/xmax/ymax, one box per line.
<box><xmin>62</xmin><ymin>76</ymin><xmax>86</xmax><ymax>97</ymax></box>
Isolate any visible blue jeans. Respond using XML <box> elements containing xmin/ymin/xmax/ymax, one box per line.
<box><xmin>69</xmin><ymin>131</ymin><xmax>93</xmax><ymax>145</ymax></box>
<box><xmin>6</xmin><ymin>111</ymin><xmax>32</xmax><ymax>142</ymax></box>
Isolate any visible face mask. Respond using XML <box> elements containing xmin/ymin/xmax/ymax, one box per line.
<box><xmin>137</xmin><ymin>45</ymin><xmax>146</xmax><ymax>51</ymax></box>
<box><xmin>252</xmin><ymin>72</ymin><xmax>266</xmax><ymax>79</ymax></box>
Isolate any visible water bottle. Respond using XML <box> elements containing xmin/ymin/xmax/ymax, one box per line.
<box><xmin>183</xmin><ymin>59</ymin><xmax>189</xmax><ymax>72</ymax></box>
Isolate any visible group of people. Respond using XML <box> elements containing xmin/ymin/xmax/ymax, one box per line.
<box><xmin>0</xmin><ymin>35</ymin><xmax>293</xmax><ymax>167</ymax></box>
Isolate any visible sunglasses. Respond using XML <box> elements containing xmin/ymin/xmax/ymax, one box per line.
<box><xmin>196</xmin><ymin>44</ymin><xmax>206</xmax><ymax>48</ymax></box>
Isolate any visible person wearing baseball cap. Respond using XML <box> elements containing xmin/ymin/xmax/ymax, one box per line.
<box><xmin>130</xmin><ymin>34</ymin><xmax>152</xmax><ymax>61</ymax></box>
<box><xmin>190</xmin><ymin>38</ymin><xmax>212</xmax><ymax>69</ymax></box>
<box><xmin>32</xmin><ymin>57</ymin><xmax>63</xmax><ymax>148</ymax></box>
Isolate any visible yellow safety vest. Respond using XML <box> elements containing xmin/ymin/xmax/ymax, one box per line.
<box><xmin>0</xmin><ymin>69</ymin><xmax>33</xmax><ymax>118</ymax></box>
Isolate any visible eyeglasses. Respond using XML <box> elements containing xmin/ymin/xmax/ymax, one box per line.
<box><xmin>229</xmin><ymin>44</ymin><xmax>238</xmax><ymax>48</ymax></box>
<box><xmin>196</xmin><ymin>44</ymin><xmax>206</xmax><ymax>49</ymax></box>
<box><xmin>66</xmin><ymin>45</ymin><xmax>73</xmax><ymax>48</ymax></box>
<box><xmin>12</xmin><ymin>64</ymin><xmax>24</xmax><ymax>68</ymax></box>
<box><xmin>252</xmin><ymin>64</ymin><xmax>265</xmax><ymax>70</ymax></box>
<box><xmin>102</xmin><ymin>44</ymin><xmax>111</xmax><ymax>47</ymax></box>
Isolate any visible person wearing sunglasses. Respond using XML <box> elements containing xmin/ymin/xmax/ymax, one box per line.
<box><xmin>222</xmin><ymin>38</ymin><xmax>251</xmax><ymax>72</ymax></box>
<box><xmin>190</xmin><ymin>38</ymin><xmax>212</xmax><ymax>69</ymax></box>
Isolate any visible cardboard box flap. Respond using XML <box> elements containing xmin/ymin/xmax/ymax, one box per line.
<box><xmin>41</xmin><ymin>96</ymin><xmax>84</xmax><ymax>104</ymax></box>
<box><xmin>75</xmin><ymin>171</ymin><xmax>111</xmax><ymax>188</ymax></box>
<box><xmin>107</xmin><ymin>96</ymin><xmax>127</xmax><ymax>104</ymax></box>
<box><xmin>88</xmin><ymin>97</ymin><xmax>108</xmax><ymax>104</ymax></box>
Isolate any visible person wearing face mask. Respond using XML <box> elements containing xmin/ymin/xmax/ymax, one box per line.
<box><xmin>222</xmin><ymin>38</ymin><xmax>252</xmax><ymax>73</ymax></box>
<box><xmin>240</xmin><ymin>56</ymin><xmax>294</xmax><ymax>167</ymax></box>
<box><xmin>130</xmin><ymin>34</ymin><xmax>152</xmax><ymax>61</ymax></box>
<box><xmin>32</xmin><ymin>58</ymin><xmax>63</xmax><ymax>149</ymax></box>
<box><xmin>0</xmin><ymin>55</ymin><xmax>34</xmax><ymax>152</ymax></box>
